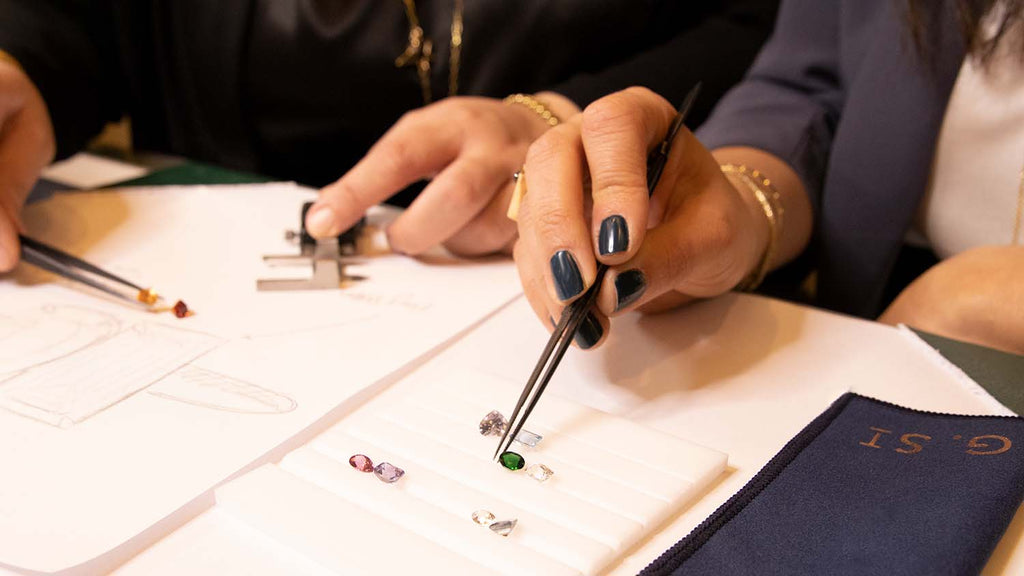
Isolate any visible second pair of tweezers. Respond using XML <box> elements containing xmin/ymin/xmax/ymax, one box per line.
<box><xmin>494</xmin><ymin>83</ymin><xmax>702</xmax><ymax>459</ymax></box>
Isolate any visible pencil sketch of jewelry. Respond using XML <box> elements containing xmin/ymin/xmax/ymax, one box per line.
<box><xmin>0</xmin><ymin>305</ymin><xmax>120</xmax><ymax>376</ymax></box>
<box><xmin>147</xmin><ymin>365</ymin><xmax>297</xmax><ymax>414</ymax></box>
<box><xmin>0</xmin><ymin>304</ymin><xmax>222</xmax><ymax>428</ymax></box>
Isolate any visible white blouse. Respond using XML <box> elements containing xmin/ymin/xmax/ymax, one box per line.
<box><xmin>917</xmin><ymin>20</ymin><xmax>1024</xmax><ymax>259</ymax></box>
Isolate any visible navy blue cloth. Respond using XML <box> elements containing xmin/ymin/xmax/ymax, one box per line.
<box><xmin>697</xmin><ymin>0</ymin><xmax>967</xmax><ymax>318</ymax></box>
<box><xmin>641</xmin><ymin>394</ymin><xmax>1024</xmax><ymax>576</ymax></box>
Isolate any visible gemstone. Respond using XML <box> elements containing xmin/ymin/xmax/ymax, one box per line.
<box><xmin>137</xmin><ymin>288</ymin><xmax>159</xmax><ymax>305</ymax></box>
<box><xmin>172</xmin><ymin>300</ymin><xmax>190</xmax><ymax>318</ymax></box>
<box><xmin>526</xmin><ymin>464</ymin><xmax>554</xmax><ymax>483</ymax></box>
<box><xmin>479</xmin><ymin>410</ymin><xmax>508</xmax><ymax>436</ymax></box>
<box><xmin>471</xmin><ymin>509</ymin><xmax>495</xmax><ymax>526</ymax></box>
<box><xmin>374</xmin><ymin>461</ymin><xmax>405</xmax><ymax>483</ymax></box>
<box><xmin>514</xmin><ymin>429</ymin><xmax>543</xmax><ymax>448</ymax></box>
<box><xmin>489</xmin><ymin>519</ymin><xmax>517</xmax><ymax>537</ymax></box>
<box><xmin>499</xmin><ymin>451</ymin><xmax>525</xmax><ymax>471</ymax></box>
<box><xmin>348</xmin><ymin>454</ymin><xmax>373</xmax><ymax>472</ymax></box>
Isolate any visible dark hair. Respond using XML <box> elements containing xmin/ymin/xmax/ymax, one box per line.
<box><xmin>907</xmin><ymin>0</ymin><xmax>1023</xmax><ymax>63</ymax></box>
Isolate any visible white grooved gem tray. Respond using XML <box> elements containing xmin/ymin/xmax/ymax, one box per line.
<box><xmin>214</xmin><ymin>374</ymin><xmax>727</xmax><ymax>575</ymax></box>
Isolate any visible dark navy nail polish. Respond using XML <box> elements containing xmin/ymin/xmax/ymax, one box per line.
<box><xmin>598</xmin><ymin>215</ymin><xmax>629</xmax><ymax>256</ymax></box>
<box><xmin>614</xmin><ymin>269</ymin><xmax>647</xmax><ymax>311</ymax></box>
<box><xmin>550</xmin><ymin>250</ymin><xmax>584</xmax><ymax>301</ymax></box>
<box><xmin>574</xmin><ymin>312</ymin><xmax>604</xmax><ymax>350</ymax></box>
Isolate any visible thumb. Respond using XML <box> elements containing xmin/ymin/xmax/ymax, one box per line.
<box><xmin>0</xmin><ymin>68</ymin><xmax>57</xmax><ymax>271</ymax></box>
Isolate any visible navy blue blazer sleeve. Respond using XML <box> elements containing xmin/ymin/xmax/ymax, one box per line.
<box><xmin>696</xmin><ymin>0</ymin><xmax>844</xmax><ymax>215</ymax></box>
<box><xmin>552</xmin><ymin>0</ymin><xmax>778</xmax><ymax>127</ymax></box>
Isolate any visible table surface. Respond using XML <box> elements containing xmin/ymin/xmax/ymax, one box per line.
<box><xmin>22</xmin><ymin>157</ymin><xmax>1024</xmax><ymax>575</ymax></box>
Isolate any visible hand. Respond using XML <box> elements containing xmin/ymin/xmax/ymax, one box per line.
<box><xmin>0</xmin><ymin>58</ymin><xmax>56</xmax><ymax>271</ymax></box>
<box><xmin>305</xmin><ymin>93</ymin><xmax>579</xmax><ymax>257</ymax></box>
<box><xmin>513</xmin><ymin>87</ymin><xmax>774</xmax><ymax>349</ymax></box>
<box><xmin>880</xmin><ymin>245</ymin><xmax>1024</xmax><ymax>354</ymax></box>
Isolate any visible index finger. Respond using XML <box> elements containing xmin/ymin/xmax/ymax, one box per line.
<box><xmin>581</xmin><ymin>87</ymin><xmax>676</xmax><ymax>265</ymax></box>
<box><xmin>305</xmin><ymin>110</ymin><xmax>462</xmax><ymax>238</ymax></box>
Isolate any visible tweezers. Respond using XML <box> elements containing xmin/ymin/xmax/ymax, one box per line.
<box><xmin>494</xmin><ymin>83</ymin><xmax>702</xmax><ymax>460</ymax></box>
<box><xmin>18</xmin><ymin>233</ymin><xmax>160</xmax><ymax>308</ymax></box>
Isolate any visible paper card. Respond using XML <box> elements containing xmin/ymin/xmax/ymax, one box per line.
<box><xmin>0</xmin><ymin>183</ymin><xmax>522</xmax><ymax>573</ymax></box>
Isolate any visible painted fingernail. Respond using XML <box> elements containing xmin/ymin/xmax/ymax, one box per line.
<box><xmin>614</xmin><ymin>269</ymin><xmax>647</xmax><ymax>311</ymax></box>
<box><xmin>598</xmin><ymin>215</ymin><xmax>629</xmax><ymax>256</ymax></box>
<box><xmin>550</xmin><ymin>250</ymin><xmax>584</xmax><ymax>301</ymax></box>
<box><xmin>574</xmin><ymin>312</ymin><xmax>604</xmax><ymax>350</ymax></box>
<box><xmin>306</xmin><ymin>205</ymin><xmax>337</xmax><ymax>237</ymax></box>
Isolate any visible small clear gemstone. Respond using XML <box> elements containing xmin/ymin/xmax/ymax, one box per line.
<box><xmin>499</xmin><ymin>451</ymin><xmax>525</xmax><ymax>471</ymax></box>
<box><xmin>526</xmin><ymin>463</ymin><xmax>554</xmax><ymax>483</ymax></box>
<box><xmin>374</xmin><ymin>461</ymin><xmax>405</xmax><ymax>483</ymax></box>
<box><xmin>479</xmin><ymin>410</ymin><xmax>508</xmax><ymax>436</ymax></box>
<box><xmin>471</xmin><ymin>510</ymin><xmax>495</xmax><ymax>526</ymax></box>
<box><xmin>489</xmin><ymin>519</ymin><xmax>518</xmax><ymax>537</ymax></box>
<box><xmin>514</xmin><ymin>429</ymin><xmax>543</xmax><ymax>448</ymax></box>
<box><xmin>348</xmin><ymin>454</ymin><xmax>373</xmax><ymax>472</ymax></box>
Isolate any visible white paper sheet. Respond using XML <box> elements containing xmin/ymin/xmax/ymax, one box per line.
<box><xmin>0</xmin><ymin>183</ymin><xmax>521</xmax><ymax>573</ymax></box>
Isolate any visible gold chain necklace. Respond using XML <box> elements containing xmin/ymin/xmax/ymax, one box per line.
<box><xmin>396</xmin><ymin>0</ymin><xmax>464</xmax><ymax>105</ymax></box>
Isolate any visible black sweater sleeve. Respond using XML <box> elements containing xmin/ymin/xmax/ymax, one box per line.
<box><xmin>550</xmin><ymin>0</ymin><xmax>778</xmax><ymax>126</ymax></box>
<box><xmin>0</xmin><ymin>0</ymin><xmax>124</xmax><ymax>159</ymax></box>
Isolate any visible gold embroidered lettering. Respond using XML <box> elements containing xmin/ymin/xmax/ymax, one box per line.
<box><xmin>895</xmin><ymin>433</ymin><xmax>931</xmax><ymax>454</ymax></box>
<box><xmin>859</xmin><ymin>427</ymin><xmax>893</xmax><ymax>449</ymax></box>
<box><xmin>966</xmin><ymin>435</ymin><xmax>1012</xmax><ymax>456</ymax></box>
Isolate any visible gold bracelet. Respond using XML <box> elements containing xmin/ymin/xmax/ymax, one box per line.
<box><xmin>503</xmin><ymin>93</ymin><xmax>560</xmax><ymax>127</ymax></box>
<box><xmin>0</xmin><ymin>49</ymin><xmax>22</xmax><ymax>71</ymax></box>
<box><xmin>720</xmin><ymin>164</ymin><xmax>784</xmax><ymax>292</ymax></box>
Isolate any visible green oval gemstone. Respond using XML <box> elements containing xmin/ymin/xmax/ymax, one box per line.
<box><xmin>499</xmin><ymin>451</ymin><xmax>525</xmax><ymax>471</ymax></box>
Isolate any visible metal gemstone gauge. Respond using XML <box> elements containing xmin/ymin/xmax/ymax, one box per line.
<box><xmin>479</xmin><ymin>410</ymin><xmax>508</xmax><ymax>436</ymax></box>
<box><xmin>499</xmin><ymin>451</ymin><xmax>525</xmax><ymax>471</ymax></box>
<box><xmin>472</xmin><ymin>509</ymin><xmax>496</xmax><ymax>526</ymax></box>
<box><xmin>526</xmin><ymin>463</ymin><xmax>554</xmax><ymax>483</ymax></box>
<box><xmin>489</xmin><ymin>519</ymin><xmax>518</xmax><ymax>537</ymax></box>
<box><xmin>348</xmin><ymin>454</ymin><xmax>374</xmax><ymax>472</ymax></box>
<box><xmin>374</xmin><ymin>461</ymin><xmax>405</xmax><ymax>483</ymax></box>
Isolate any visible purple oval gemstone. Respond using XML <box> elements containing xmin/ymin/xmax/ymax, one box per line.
<box><xmin>374</xmin><ymin>461</ymin><xmax>405</xmax><ymax>483</ymax></box>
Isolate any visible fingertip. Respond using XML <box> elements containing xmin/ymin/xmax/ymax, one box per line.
<box><xmin>597</xmin><ymin>214</ymin><xmax>629</xmax><ymax>257</ymax></box>
<box><xmin>573</xmin><ymin>310</ymin><xmax>607</xmax><ymax>350</ymax></box>
<box><xmin>613</xmin><ymin>268</ymin><xmax>647</xmax><ymax>312</ymax></box>
<box><xmin>305</xmin><ymin>204</ymin><xmax>339</xmax><ymax>238</ymax></box>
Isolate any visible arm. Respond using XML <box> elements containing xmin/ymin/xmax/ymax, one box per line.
<box><xmin>697</xmin><ymin>0</ymin><xmax>844</xmax><ymax>215</ymax></box>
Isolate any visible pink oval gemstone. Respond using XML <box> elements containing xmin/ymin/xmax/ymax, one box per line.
<box><xmin>349</xmin><ymin>454</ymin><xmax>374</xmax><ymax>472</ymax></box>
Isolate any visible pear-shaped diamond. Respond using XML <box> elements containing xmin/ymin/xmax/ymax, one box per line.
<box><xmin>489</xmin><ymin>519</ymin><xmax>517</xmax><ymax>537</ymax></box>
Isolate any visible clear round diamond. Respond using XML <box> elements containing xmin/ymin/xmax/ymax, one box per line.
<box><xmin>471</xmin><ymin>509</ymin><xmax>496</xmax><ymax>526</ymax></box>
<box><xmin>373</xmin><ymin>461</ymin><xmax>405</xmax><ymax>483</ymax></box>
<box><xmin>489</xmin><ymin>519</ymin><xmax>518</xmax><ymax>537</ymax></box>
<box><xmin>479</xmin><ymin>410</ymin><xmax>508</xmax><ymax>436</ymax></box>
<box><xmin>526</xmin><ymin>463</ymin><xmax>554</xmax><ymax>483</ymax></box>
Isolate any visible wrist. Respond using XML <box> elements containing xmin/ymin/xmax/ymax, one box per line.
<box><xmin>721</xmin><ymin>164</ymin><xmax>783</xmax><ymax>291</ymax></box>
